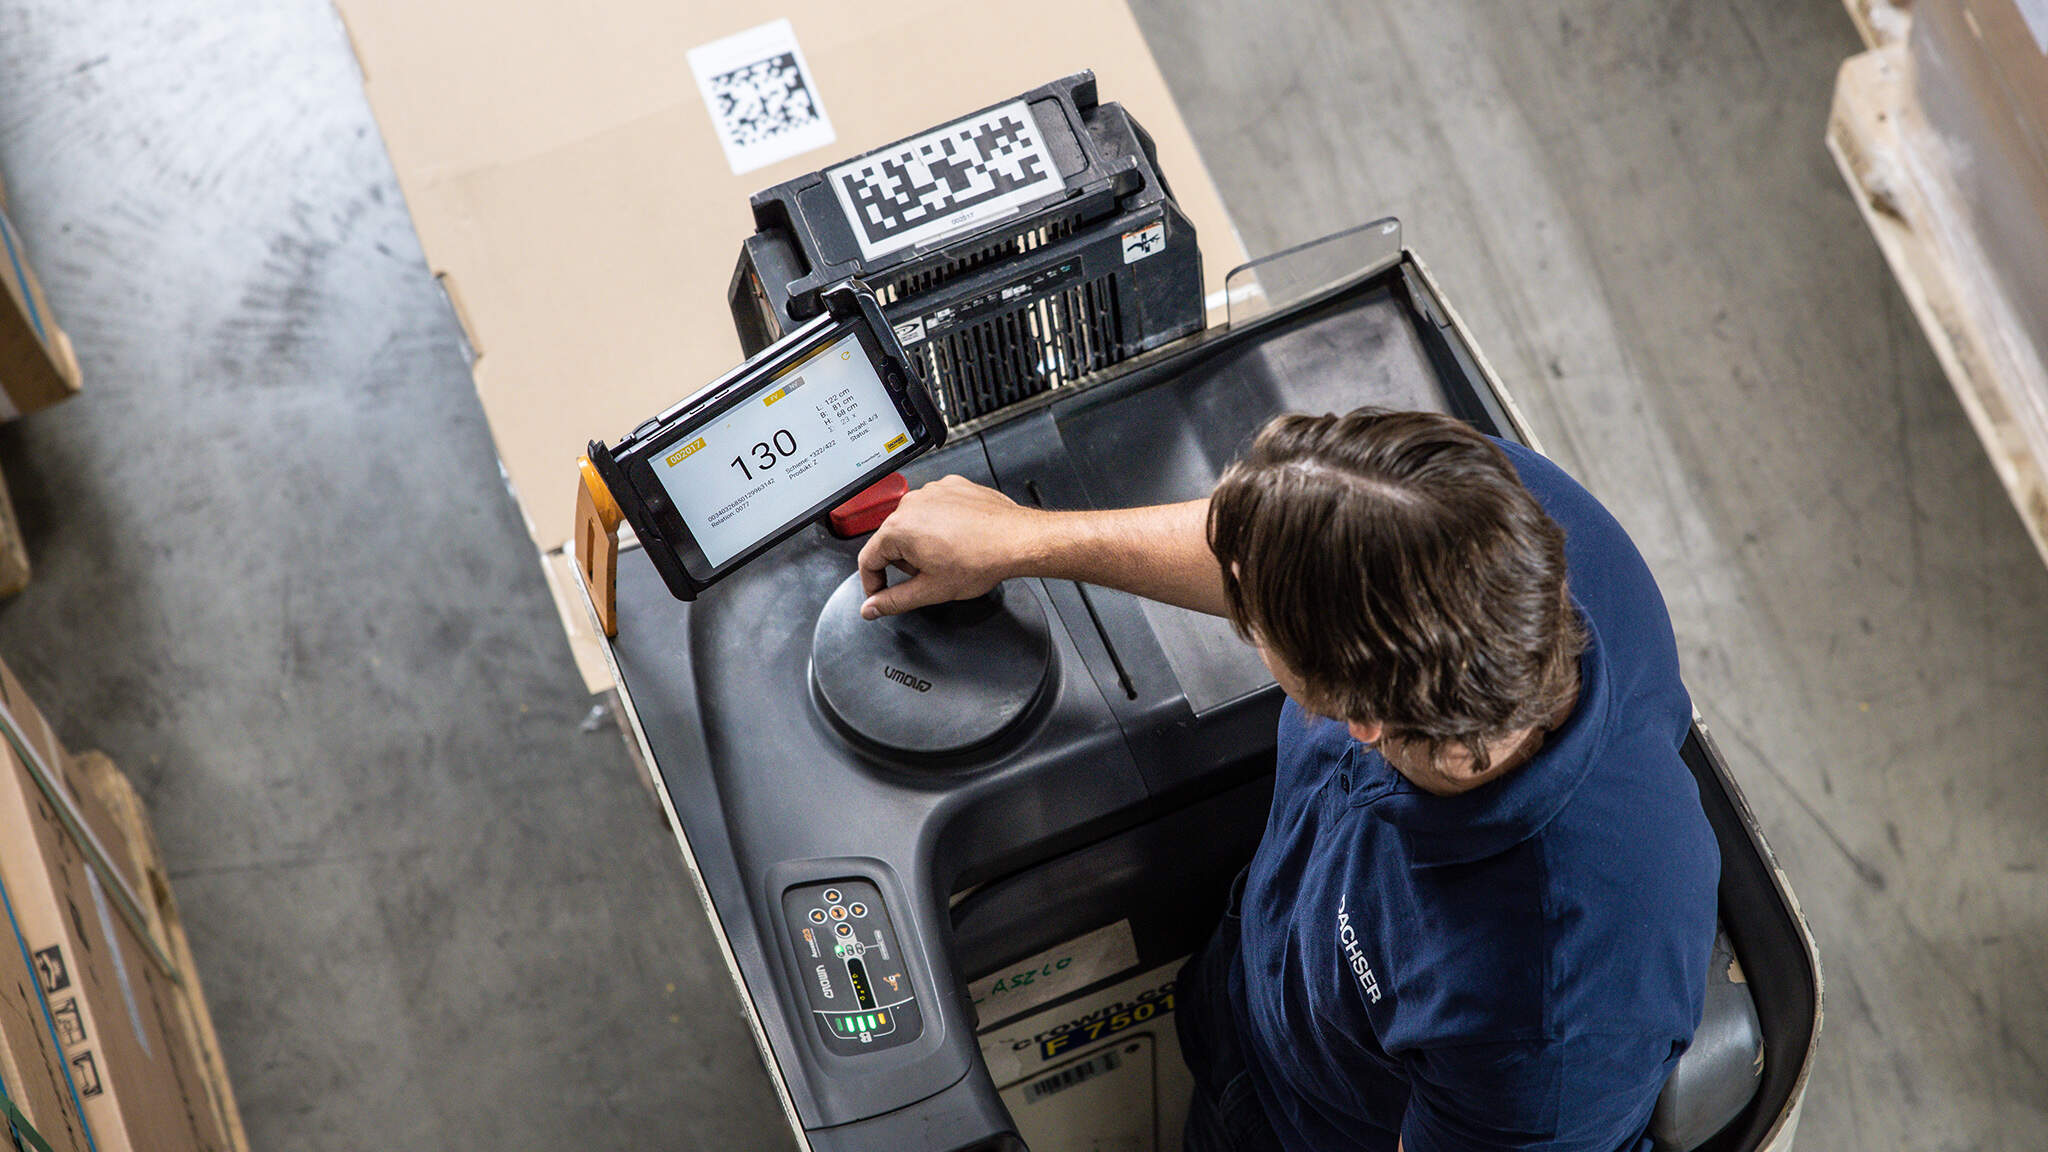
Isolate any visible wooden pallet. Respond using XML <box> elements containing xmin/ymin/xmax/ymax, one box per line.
<box><xmin>1840</xmin><ymin>0</ymin><xmax>1911</xmax><ymax>49</ymax></box>
<box><xmin>0</xmin><ymin>463</ymin><xmax>29</xmax><ymax>599</ymax></box>
<box><xmin>68</xmin><ymin>752</ymin><xmax>250</xmax><ymax>1152</ymax></box>
<box><xmin>1827</xmin><ymin>41</ymin><xmax>2048</xmax><ymax>567</ymax></box>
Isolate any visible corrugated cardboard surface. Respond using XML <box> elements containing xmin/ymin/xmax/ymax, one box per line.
<box><xmin>0</xmin><ymin>662</ymin><xmax>228</xmax><ymax>1152</ymax></box>
<box><xmin>0</xmin><ymin>200</ymin><xmax>81</xmax><ymax>422</ymax></box>
<box><xmin>336</xmin><ymin>0</ymin><xmax>1246</xmax><ymax>555</ymax></box>
<box><xmin>68</xmin><ymin>751</ymin><xmax>248</xmax><ymax>1152</ymax></box>
<box><xmin>0</xmin><ymin>892</ymin><xmax>93</xmax><ymax>1152</ymax></box>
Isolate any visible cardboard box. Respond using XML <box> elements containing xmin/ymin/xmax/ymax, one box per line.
<box><xmin>333</xmin><ymin>0</ymin><xmax>1247</xmax><ymax>689</ymax></box>
<box><xmin>0</xmin><ymin>199</ymin><xmax>82</xmax><ymax>422</ymax></box>
<box><xmin>0</xmin><ymin>875</ymin><xmax>94</xmax><ymax>1152</ymax></box>
<box><xmin>977</xmin><ymin>959</ymin><xmax>1192</xmax><ymax>1152</ymax></box>
<box><xmin>0</xmin><ymin>677</ymin><xmax>228</xmax><ymax>1152</ymax></box>
<box><xmin>69</xmin><ymin>752</ymin><xmax>249</xmax><ymax>1152</ymax></box>
<box><xmin>0</xmin><ymin>662</ymin><xmax>135</xmax><ymax>897</ymax></box>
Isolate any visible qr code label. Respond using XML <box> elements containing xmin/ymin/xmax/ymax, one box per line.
<box><xmin>828</xmin><ymin>100</ymin><xmax>1064</xmax><ymax>262</ymax></box>
<box><xmin>688</xmin><ymin>20</ymin><xmax>837</xmax><ymax>176</ymax></box>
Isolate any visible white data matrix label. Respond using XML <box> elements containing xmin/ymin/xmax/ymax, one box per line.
<box><xmin>828</xmin><ymin>100</ymin><xmax>1064</xmax><ymax>262</ymax></box>
<box><xmin>688</xmin><ymin>19</ymin><xmax>837</xmax><ymax>176</ymax></box>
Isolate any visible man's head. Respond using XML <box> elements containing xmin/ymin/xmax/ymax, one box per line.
<box><xmin>1207</xmin><ymin>408</ymin><xmax>1585</xmax><ymax>777</ymax></box>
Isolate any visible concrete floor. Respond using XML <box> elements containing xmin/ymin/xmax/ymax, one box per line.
<box><xmin>0</xmin><ymin>0</ymin><xmax>2040</xmax><ymax>1149</ymax></box>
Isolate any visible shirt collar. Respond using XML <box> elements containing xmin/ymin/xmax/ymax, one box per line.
<box><xmin>1350</xmin><ymin>607</ymin><xmax>1613</xmax><ymax>867</ymax></box>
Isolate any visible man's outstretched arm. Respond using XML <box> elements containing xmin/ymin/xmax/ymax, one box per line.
<box><xmin>855</xmin><ymin>475</ymin><xmax>1228</xmax><ymax>619</ymax></box>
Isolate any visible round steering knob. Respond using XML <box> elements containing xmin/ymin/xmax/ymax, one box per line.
<box><xmin>810</xmin><ymin>573</ymin><xmax>1053</xmax><ymax>760</ymax></box>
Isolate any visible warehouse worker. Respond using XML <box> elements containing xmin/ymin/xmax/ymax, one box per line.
<box><xmin>856</xmin><ymin>408</ymin><xmax>1719</xmax><ymax>1152</ymax></box>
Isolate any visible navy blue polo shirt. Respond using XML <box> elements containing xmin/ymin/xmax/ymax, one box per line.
<box><xmin>1228</xmin><ymin>440</ymin><xmax>1719</xmax><ymax>1151</ymax></box>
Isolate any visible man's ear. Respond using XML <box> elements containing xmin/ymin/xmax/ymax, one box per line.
<box><xmin>1347</xmin><ymin>719</ymin><xmax>1383</xmax><ymax>745</ymax></box>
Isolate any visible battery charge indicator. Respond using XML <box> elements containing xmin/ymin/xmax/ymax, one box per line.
<box><xmin>836</xmin><ymin>1012</ymin><xmax>887</xmax><ymax>1034</ymax></box>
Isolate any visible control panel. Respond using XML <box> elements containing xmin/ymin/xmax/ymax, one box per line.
<box><xmin>781</xmin><ymin>880</ymin><xmax>923</xmax><ymax>1055</ymax></box>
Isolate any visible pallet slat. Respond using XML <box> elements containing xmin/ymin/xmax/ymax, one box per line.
<box><xmin>1827</xmin><ymin>43</ymin><xmax>2048</xmax><ymax>566</ymax></box>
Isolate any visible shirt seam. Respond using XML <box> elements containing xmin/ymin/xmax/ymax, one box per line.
<box><xmin>1539</xmin><ymin>832</ymin><xmax>1560</xmax><ymax>1043</ymax></box>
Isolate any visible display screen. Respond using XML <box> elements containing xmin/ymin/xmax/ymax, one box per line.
<box><xmin>653</xmin><ymin>332</ymin><xmax>914</xmax><ymax>568</ymax></box>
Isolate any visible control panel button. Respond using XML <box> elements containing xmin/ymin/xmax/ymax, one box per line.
<box><xmin>781</xmin><ymin>879</ymin><xmax>922</xmax><ymax>1056</ymax></box>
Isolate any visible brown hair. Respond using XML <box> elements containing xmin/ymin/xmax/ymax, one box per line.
<box><xmin>1207</xmin><ymin>409</ymin><xmax>1585</xmax><ymax>772</ymax></box>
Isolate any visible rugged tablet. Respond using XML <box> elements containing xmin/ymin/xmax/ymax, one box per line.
<box><xmin>587</xmin><ymin>283</ymin><xmax>943</xmax><ymax>602</ymax></box>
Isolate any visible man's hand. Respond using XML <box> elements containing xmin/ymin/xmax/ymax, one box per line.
<box><xmin>856</xmin><ymin>476</ymin><xmax>1045</xmax><ymax>619</ymax></box>
<box><xmin>854</xmin><ymin>476</ymin><xmax>1230</xmax><ymax>620</ymax></box>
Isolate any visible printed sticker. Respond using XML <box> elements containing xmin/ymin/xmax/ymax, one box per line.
<box><xmin>1121</xmin><ymin>221</ymin><xmax>1165</xmax><ymax>264</ymax></box>
<box><xmin>69</xmin><ymin>1050</ymin><xmax>101</xmax><ymax>1098</ymax></box>
<box><xmin>31</xmin><ymin>945</ymin><xmax>68</xmax><ymax>994</ymax></box>
<box><xmin>978</xmin><ymin>960</ymin><xmax>1182</xmax><ymax>1085</ymax></box>
<box><xmin>50</xmin><ymin>996</ymin><xmax>86</xmax><ymax>1048</ymax></box>
<box><xmin>968</xmin><ymin>920</ymin><xmax>1140</xmax><ymax>1026</ymax></box>
<box><xmin>688</xmin><ymin>19</ymin><xmax>837</xmax><ymax>176</ymax></box>
<box><xmin>1022</xmin><ymin>1042</ymin><xmax>1128</xmax><ymax>1104</ymax></box>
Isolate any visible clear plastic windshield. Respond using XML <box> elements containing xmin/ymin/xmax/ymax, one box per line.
<box><xmin>1223</xmin><ymin>217</ymin><xmax>1404</xmax><ymax>328</ymax></box>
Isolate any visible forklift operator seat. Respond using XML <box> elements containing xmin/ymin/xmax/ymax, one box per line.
<box><xmin>1649</xmin><ymin>928</ymin><xmax>1764</xmax><ymax>1151</ymax></box>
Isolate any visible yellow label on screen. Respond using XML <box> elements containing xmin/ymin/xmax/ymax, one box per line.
<box><xmin>665</xmin><ymin>437</ymin><xmax>707</xmax><ymax>466</ymax></box>
<box><xmin>884</xmin><ymin>434</ymin><xmax>909</xmax><ymax>453</ymax></box>
<box><xmin>763</xmin><ymin>387</ymin><xmax>787</xmax><ymax>406</ymax></box>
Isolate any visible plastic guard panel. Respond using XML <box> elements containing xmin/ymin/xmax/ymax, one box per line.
<box><xmin>782</xmin><ymin>880</ymin><xmax>925</xmax><ymax>1054</ymax></box>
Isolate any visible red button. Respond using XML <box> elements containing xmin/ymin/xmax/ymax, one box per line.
<box><xmin>828</xmin><ymin>473</ymin><xmax>909</xmax><ymax>538</ymax></box>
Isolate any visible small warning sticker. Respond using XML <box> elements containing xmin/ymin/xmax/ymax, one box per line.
<box><xmin>32</xmin><ymin>945</ymin><xmax>68</xmax><ymax>994</ymax></box>
<box><xmin>1121</xmin><ymin>221</ymin><xmax>1165</xmax><ymax>264</ymax></box>
<box><xmin>70</xmin><ymin>1050</ymin><xmax>102</xmax><ymax>1098</ymax></box>
<box><xmin>51</xmin><ymin>996</ymin><xmax>86</xmax><ymax>1047</ymax></box>
<box><xmin>892</xmin><ymin>318</ymin><xmax>927</xmax><ymax>347</ymax></box>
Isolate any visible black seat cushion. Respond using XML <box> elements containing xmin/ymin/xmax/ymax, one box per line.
<box><xmin>1650</xmin><ymin>927</ymin><xmax>1764</xmax><ymax>1151</ymax></box>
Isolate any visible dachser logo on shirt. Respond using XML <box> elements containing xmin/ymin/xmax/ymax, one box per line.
<box><xmin>1336</xmin><ymin>894</ymin><xmax>1382</xmax><ymax>1004</ymax></box>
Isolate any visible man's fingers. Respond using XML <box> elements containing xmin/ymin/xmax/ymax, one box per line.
<box><xmin>861</xmin><ymin>572</ymin><xmax>933</xmax><ymax>619</ymax></box>
<box><xmin>856</xmin><ymin>527</ymin><xmax>900</xmax><ymax>598</ymax></box>
<box><xmin>858</xmin><ymin>550</ymin><xmax>887</xmax><ymax>598</ymax></box>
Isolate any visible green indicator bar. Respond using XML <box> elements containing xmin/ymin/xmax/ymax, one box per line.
<box><xmin>866</xmin><ymin>1015</ymin><xmax>877</xmax><ymax>1030</ymax></box>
